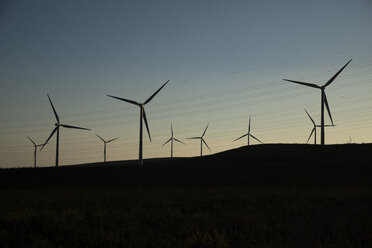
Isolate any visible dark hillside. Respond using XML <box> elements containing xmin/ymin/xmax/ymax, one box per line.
<box><xmin>1</xmin><ymin>144</ymin><xmax>371</xmax><ymax>189</ymax></box>
<box><xmin>1</xmin><ymin>144</ymin><xmax>372</xmax><ymax>248</ymax></box>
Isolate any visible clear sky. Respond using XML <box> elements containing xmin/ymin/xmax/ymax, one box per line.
<box><xmin>1</xmin><ymin>0</ymin><xmax>372</xmax><ymax>168</ymax></box>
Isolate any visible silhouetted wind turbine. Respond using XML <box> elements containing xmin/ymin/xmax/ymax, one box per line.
<box><xmin>96</xmin><ymin>134</ymin><xmax>119</xmax><ymax>163</ymax></box>
<box><xmin>162</xmin><ymin>124</ymin><xmax>185</xmax><ymax>159</ymax></box>
<box><xmin>233</xmin><ymin>116</ymin><xmax>263</xmax><ymax>146</ymax></box>
<box><xmin>188</xmin><ymin>124</ymin><xmax>211</xmax><ymax>157</ymax></box>
<box><xmin>107</xmin><ymin>80</ymin><xmax>169</xmax><ymax>165</ymax></box>
<box><xmin>305</xmin><ymin>109</ymin><xmax>334</xmax><ymax>145</ymax></box>
<box><xmin>41</xmin><ymin>95</ymin><xmax>91</xmax><ymax>167</ymax></box>
<box><xmin>27</xmin><ymin>136</ymin><xmax>45</xmax><ymax>168</ymax></box>
<box><xmin>284</xmin><ymin>59</ymin><xmax>352</xmax><ymax>145</ymax></box>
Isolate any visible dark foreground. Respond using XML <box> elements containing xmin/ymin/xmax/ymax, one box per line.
<box><xmin>1</xmin><ymin>144</ymin><xmax>371</xmax><ymax>248</ymax></box>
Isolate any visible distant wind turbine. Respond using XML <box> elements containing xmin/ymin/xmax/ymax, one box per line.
<box><xmin>27</xmin><ymin>136</ymin><xmax>45</xmax><ymax>168</ymax></box>
<box><xmin>95</xmin><ymin>133</ymin><xmax>119</xmax><ymax>163</ymax></box>
<box><xmin>162</xmin><ymin>124</ymin><xmax>185</xmax><ymax>159</ymax></box>
<box><xmin>305</xmin><ymin>109</ymin><xmax>334</xmax><ymax>145</ymax></box>
<box><xmin>233</xmin><ymin>116</ymin><xmax>263</xmax><ymax>145</ymax></box>
<box><xmin>188</xmin><ymin>124</ymin><xmax>211</xmax><ymax>157</ymax></box>
<box><xmin>284</xmin><ymin>59</ymin><xmax>352</xmax><ymax>145</ymax></box>
<box><xmin>107</xmin><ymin>80</ymin><xmax>169</xmax><ymax>165</ymax></box>
<box><xmin>41</xmin><ymin>95</ymin><xmax>91</xmax><ymax>167</ymax></box>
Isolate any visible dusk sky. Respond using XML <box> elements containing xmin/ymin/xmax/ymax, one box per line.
<box><xmin>1</xmin><ymin>0</ymin><xmax>372</xmax><ymax>168</ymax></box>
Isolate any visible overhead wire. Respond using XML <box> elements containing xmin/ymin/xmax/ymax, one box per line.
<box><xmin>2</xmin><ymin>55</ymin><xmax>372</xmax><ymax>166</ymax></box>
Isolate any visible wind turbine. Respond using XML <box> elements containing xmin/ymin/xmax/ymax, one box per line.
<box><xmin>305</xmin><ymin>109</ymin><xmax>334</xmax><ymax>145</ymax></box>
<box><xmin>233</xmin><ymin>116</ymin><xmax>263</xmax><ymax>146</ymax></box>
<box><xmin>27</xmin><ymin>136</ymin><xmax>45</xmax><ymax>168</ymax></box>
<box><xmin>283</xmin><ymin>59</ymin><xmax>352</xmax><ymax>145</ymax></box>
<box><xmin>41</xmin><ymin>94</ymin><xmax>91</xmax><ymax>167</ymax></box>
<box><xmin>162</xmin><ymin>124</ymin><xmax>185</xmax><ymax>159</ymax></box>
<box><xmin>95</xmin><ymin>134</ymin><xmax>119</xmax><ymax>163</ymax></box>
<box><xmin>107</xmin><ymin>80</ymin><xmax>169</xmax><ymax>165</ymax></box>
<box><xmin>188</xmin><ymin>124</ymin><xmax>211</xmax><ymax>157</ymax></box>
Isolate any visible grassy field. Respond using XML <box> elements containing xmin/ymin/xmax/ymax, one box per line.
<box><xmin>0</xmin><ymin>144</ymin><xmax>371</xmax><ymax>247</ymax></box>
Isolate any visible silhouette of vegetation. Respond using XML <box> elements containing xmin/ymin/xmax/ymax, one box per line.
<box><xmin>186</xmin><ymin>229</ymin><xmax>230</xmax><ymax>248</ymax></box>
<box><xmin>0</xmin><ymin>144</ymin><xmax>371</xmax><ymax>247</ymax></box>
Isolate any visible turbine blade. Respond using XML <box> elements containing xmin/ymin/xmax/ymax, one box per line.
<box><xmin>173</xmin><ymin>138</ymin><xmax>185</xmax><ymax>144</ymax></box>
<box><xmin>60</xmin><ymin>124</ymin><xmax>91</xmax><ymax>131</ymax></box>
<box><xmin>323</xmin><ymin>92</ymin><xmax>334</xmax><ymax>126</ymax></box>
<box><xmin>283</xmin><ymin>79</ymin><xmax>320</xmax><ymax>89</ymax></box>
<box><xmin>107</xmin><ymin>95</ymin><xmax>140</xmax><ymax>106</ymax></box>
<box><xmin>202</xmin><ymin>138</ymin><xmax>211</xmax><ymax>151</ymax></box>
<box><xmin>250</xmin><ymin>134</ymin><xmax>263</xmax><ymax>144</ymax></box>
<box><xmin>47</xmin><ymin>94</ymin><xmax>60</xmax><ymax>123</ymax></box>
<box><xmin>248</xmin><ymin>116</ymin><xmax>251</xmax><ymax>133</ymax></box>
<box><xmin>171</xmin><ymin>124</ymin><xmax>173</xmax><ymax>138</ymax></box>
<box><xmin>27</xmin><ymin>136</ymin><xmax>36</xmax><ymax>146</ymax></box>
<box><xmin>233</xmin><ymin>133</ymin><xmax>248</xmax><ymax>142</ymax></box>
<box><xmin>41</xmin><ymin>127</ymin><xmax>57</xmax><ymax>150</ymax></box>
<box><xmin>187</xmin><ymin>137</ymin><xmax>200</xmax><ymax>139</ymax></box>
<box><xmin>142</xmin><ymin>108</ymin><xmax>151</xmax><ymax>141</ymax></box>
<box><xmin>162</xmin><ymin>138</ymin><xmax>171</xmax><ymax>147</ymax></box>
<box><xmin>307</xmin><ymin>128</ymin><xmax>315</xmax><ymax>143</ymax></box>
<box><xmin>304</xmin><ymin>109</ymin><xmax>315</xmax><ymax>125</ymax></box>
<box><xmin>107</xmin><ymin>137</ymin><xmax>119</xmax><ymax>143</ymax></box>
<box><xmin>324</xmin><ymin>59</ymin><xmax>352</xmax><ymax>87</ymax></box>
<box><xmin>202</xmin><ymin>123</ymin><xmax>209</xmax><ymax>137</ymax></box>
<box><xmin>95</xmin><ymin>133</ymin><xmax>105</xmax><ymax>142</ymax></box>
<box><xmin>144</xmin><ymin>80</ymin><xmax>169</xmax><ymax>105</ymax></box>
<box><xmin>317</xmin><ymin>124</ymin><xmax>335</xmax><ymax>127</ymax></box>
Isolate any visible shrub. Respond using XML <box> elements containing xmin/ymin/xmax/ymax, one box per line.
<box><xmin>186</xmin><ymin>229</ymin><xmax>230</xmax><ymax>248</ymax></box>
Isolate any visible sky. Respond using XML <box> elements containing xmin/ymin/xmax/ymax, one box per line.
<box><xmin>1</xmin><ymin>0</ymin><xmax>372</xmax><ymax>168</ymax></box>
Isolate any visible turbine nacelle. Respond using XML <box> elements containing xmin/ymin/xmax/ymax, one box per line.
<box><xmin>305</xmin><ymin>109</ymin><xmax>335</xmax><ymax>144</ymax></box>
<box><xmin>162</xmin><ymin>124</ymin><xmax>185</xmax><ymax>158</ymax></box>
<box><xmin>95</xmin><ymin>133</ymin><xmax>119</xmax><ymax>163</ymax></box>
<box><xmin>233</xmin><ymin>116</ymin><xmax>263</xmax><ymax>145</ymax></box>
<box><xmin>107</xmin><ymin>80</ymin><xmax>169</xmax><ymax>165</ymax></box>
<box><xmin>284</xmin><ymin>59</ymin><xmax>352</xmax><ymax>145</ymax></box>
<box><xmin>27</xmin><ymin>136</ymin><xmax>45</xmax><ymax>168</ymax></box>
<box><xmin>188</xmin><ymin>124</ymin><xmax>210</xmax><ymax>156</ymax></box>
<box><xmin>42</xmin><ymin>95</ymin><xmax>91</xmax><ymax>167</ymax></box>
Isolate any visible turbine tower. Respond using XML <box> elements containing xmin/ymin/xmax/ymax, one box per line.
<box><xmin>284</xmin><ymin>59</ymin><xmax>352</xmax><ymax>145</ymax></box>
<box><xmin>233</xmin><ymin>116</ymin><xmax>263</xmax><ymax>145</ymax></box>
<box><xmin>27</xmin><ymin>136</ymin><xmax>45</xmax><ymax>168</ymax></box>
<box><xmin>162</xmin><ymin>124</ymin><xmax>185</xmax><ymax>159</ymax></box>
<box><xmin>188</xmin><ymin>124</ymin><xmax>211</xmax><ymax>157</ymax></box>
<box><xmin>305</xmin><ymin>109</ymin><xmax>334</xmax><ymax>145</ymax></box>
<box><xmin>107</xmin><ymin>80</ymin><xmax>169</xmax><ymax>165</ymax></box>
<box><xmin>95</xmin><ymin>134</ymin><xmax>119</xmax><ymax>163</ymax></box>
<box><xmin>41</xmin><ymin>95</ymin><xmax>91</xmax><ymax>167</ymax></box>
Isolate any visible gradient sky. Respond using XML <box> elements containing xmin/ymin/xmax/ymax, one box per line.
<box><xmin>1</xmin><ymin>0</ymin><xmax>372</xmax><ymax>168</ymax></box>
